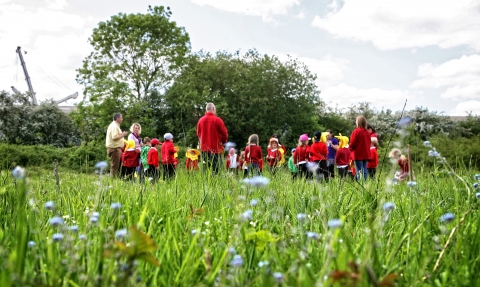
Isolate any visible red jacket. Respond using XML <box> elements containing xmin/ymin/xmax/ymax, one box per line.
<box><xmin>196</xmin><ymin>112</ymin><xmax>228</xmax><ymax>154</ymax></box>
<box><xmin>161</xmin><ymin>141</ymin><xmax>176</xmax><ymax>164</ymax></box>
<box><xmin>399</xmin><ymin>158</ymin><xmax>409</xmax><ymax>173</ymax></box>
<box><xmin>349</xmin><ymin>128</ymin><xmax>371</xmax><ymax>160</ymax></box>
<box><xmin>367</xmin><ymin>147</ymin><xmax>378</xmax><ymax>168</ymax></box>
<box><xmin>309</xmin><ymin>142</ymin><xmax>328</xmax><ymax>161</ymax></box>
<box><xmin>245</xmin><ymin>144</ymin><xmax>262</xmax><ymax>164</ymax></box>
<box><xmin>147</xmin><ymin>147</ymin><xmax>159</xmax><ymax>168</ymax></box>
<box><xmin>335</xmin><ymin>147</ymin><xmax>351</xmax><ymax>166</ymax></box>
<box><xmin>122</xmin><ymin>149</ymin><xmax>139</xmax><ymax>168</ymax></box>
<box><xmin>266</xmin><ymin>149</ymin><xmax>282</xmax><ymax>167</ymax></box>
<box><xmin>293</xmin><ymin>145</ymin><xmax>310</xmax><ymax>164</ymax></box>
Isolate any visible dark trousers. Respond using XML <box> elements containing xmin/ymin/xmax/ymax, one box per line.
<box><xmin>314</xmin><ymin>160</ymin><xmax>329</xmax><ymax>183</ymax></box>
<box><xmin>246</xmin><ymin>163</ymin><xmax>260</xmax><ymax>177</ymax></box>
<box><xmin>298</xmin><ymin>163</ymin><xmax>308</xmax><ymax>179</ymax></box>
<box><xmin>368</xmin><ymin>168</ymin><xmax>376</xmax><ymax>179</ymax></box>
<box><xmin>146</xmin><ymin>165</ymin><xmax>159</xmax><ymax>183</ymax></box>
<box><xmin>120</xmin><ymin>166</ymin><xmax>136</xmax><ymax>180</ymax></box>
<box><xmin>327</xmin><ymin>159</ymin><xmax>335</xmax><ymax>178</ymax></box>
<box><xmin>291</xmin><ymin>172</ymin><xmax>298</xmax><ymax>180</ymax></box>
<box><xmin>202</xmin><ymin>152</ymin><xmax>220</xmax><ymax>174</ymax></box>
<box><xmin>337</xmin><ymin>167</ymin><xmax>348</xmax><ymax>178</ymax></box>
<box><xmin>163</xmin><ymin>164</ymin><xmax>176</xmax><ymax>181</ymax></box>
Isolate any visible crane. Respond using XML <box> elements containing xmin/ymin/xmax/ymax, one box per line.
<box><xmin>16</xmin><ymin>46</ymin><xmax>38</xmax><ymax>105</ymax></box>
<box><xmin>12</xmin><ymin>46</ymin><xmax>78</xmax><ymax>106</ymax></box>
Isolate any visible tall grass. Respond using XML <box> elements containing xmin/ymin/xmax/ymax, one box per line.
<box><xmin>0</xmin><ymin>160</ymin><xmax>479</xmax><ymax>286</ymax></box>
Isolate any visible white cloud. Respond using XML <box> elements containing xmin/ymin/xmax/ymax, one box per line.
<box><xmin>412</xmin><ymin>54</ymin><xmax>480</xmax><ymax>101</ymax></box>
<box><xmin>191</xmin><ymin>0</ymin><xmax>300</xmax><ymax>22</ymax></box>
<box><xmin>312</xmin><ymin>0</ymin><xmax>480</xmax><ymax>50</ymax></box>
<box><xmin>450</xmin><ymin>100</ymin><xmax>480</xmax><ymax>116</ymax></box>
<box><xmin>322</xmin><ymin>83</ymin><xmax>409</xmax><ymax>109</ymax></box>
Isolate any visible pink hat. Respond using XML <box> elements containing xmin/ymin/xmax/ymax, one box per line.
<box><xmin>229</xmin><ymin>148</ymin><xmax>235</xmax><ymax>154</ymax></box>
<box><xmin>299</xmin><ymin>134</ymin><xmax>309</xmax><ymax>141</ymax></box>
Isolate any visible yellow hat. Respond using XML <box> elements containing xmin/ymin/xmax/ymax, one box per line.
<box><xmin>125</xmin><ymin>139</ymin><xmax>135</xmax><ymax>150</ymax></box>
<box><xmin>335</xmin><ymin>134</ymin><xmax>349</xmax><ymax>148</ymax></box>
<box><xmin>321</xmin><ymin>132</ymin><xmax>329</xmax><ymax>143</ymax></box>
<box><xmin>186</xmin><ymin>149</ymin><xmax>200</xmax><ymax>161</ymax></box>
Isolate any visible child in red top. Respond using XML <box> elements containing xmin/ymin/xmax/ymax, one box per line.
<box><xmin>335</xmin><ymin>135</ymin><xmax>350</xmax><ymax>179</ymax></box>
<box><xmin>294</xmin><ymin>134</ymin><xmax>311</xmax><ymax>179</ymax></box>
<box><xmin>244</xmin><ymin>134</ymin><xmax>262</xmax><ymax>177</ymax></box>
<box><xmin>185</xmin><ymin>149</ymin><xmax>200</xmax><ymax>171</ymax></box>
<box><xmin>162</xmin><ymin>133</ymin><xmax>176</xmax><ymax>181</ymax></box>
<box><xmin>310</xmin><ymin>131</ymin><xmax>328</xmax><ymax>182</ymax></box>
<box><xmin>147</xmin><ymin>138</ymin><xmax>161</xmax><ymax>182</ymax></box>
<box><xmin>389</xmin><ymin>148</ymin><xmax>410</xmax><ymax>181</ymax></box>
<box><xmin>367</xmin><ymin>137</ymin><xmax>379</xmax><ymax>179</ymax></box>
<box><xmin>367</xmin><ymin>125</ymin><xmax>378</xmax><ymax>147</ymax></box>
<box><xmin>266</xmin><ymin>137</ymin><xmax>282</xmax><ymax>175</ymax></box>
<box><xmin>121</xmin><ymin>139</ymin><xmax>140</xmax><ymax>180</ymax></box>
<box><xmin>226</xmin><ymin>148</ymin><xmax>239</xmax><ymax>175</ymax></box>
<box><xmin>349</xmin><ymin>115</ymin><xmax>371</xmax><ymax>180</ymax></box>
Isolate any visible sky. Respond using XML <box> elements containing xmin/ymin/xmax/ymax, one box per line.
<box><xmin>1</xmin><ymin>0</ymin><xmax>480</xmax><ymax>116</ymax></box>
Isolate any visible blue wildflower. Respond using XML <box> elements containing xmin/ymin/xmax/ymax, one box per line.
<box><xmin>95</xmin><ymin>161</ymin><xmax>108</xmax><ymax>169</ymax></box>
<box><xmin>474</xmin><ymin>182</ymin><xmax>479</xmax><ymax>189</ymax></box>
<box><xmin>228</xmin><ymin>246</ymin><xmax>236</xmax><ymax>255</ymax></box>
<box><xmin>191</xmin><ymin>229</ymin><xmax>197</xmax><ymax>235</ymax></box>
<box><xmin>306</xmin><ymin>231</ymin><xmax>319</xmax><ymax>239</ymax></box>
<box><xmin>440</xmin><ymin>213</ymin><xmax>454</xmax><ymax>223</ymax></box>
<box><xmin>92</xmin><ymin>212</ymin><xmax>100</xmax><ymax>218</ymax></box>
<box><xmin>241</xmin><ymin>209</ymin><xmax>253</xmax><ymax>221</ymax></box>
<box><xmin>79</xmin><ymin>234</ymin><xmax>87</xmax><ymax>240</ymax></box>
<box><xmin>475</xmin><ymin>174</ymin><xmax>480</xmax><ymax>181</ymax></box>
<box><xmin>230</xmin><ymin>255</ymin><xmax>243</xmax><ymax>267</ymax></box>
<box><xmin>250</xmin><ymin>199</ymin><xmax>259</xmax><ymax>206</ymax></box>
<box><xmin>423</xmin><ymin>141</ymin><xmax>432</xmax><ymax>148</ymax></box>
<box><xmin>398</xmin><ymin>116</ymin><xmax>412</xmax><ymax>127</ymax></box>
<box><xmin>28</xmin><ymin>241</ymin><xmax>35</xmax><ymax>247</ymax></box>
<box><xmin>328</xmin><ymin>219</ymin><xmax>342</xmax><ymax>229</ymax></box>
<box><xmin>476</xmin><ymin>192</ymin><xmax>480</xmax><ymax>199</ymax></box>
<box><xmin>242</xmin><ymin>176</ymin><xmax>270</xmax><ymax>188</ymax></box>
<box><xmin>12</xmin><ymin>166</ymin><xmax>25</xmax><ymax>180</ymax></box>
<box><xmin>407</xmin><ymin>181</ymin><xmax>417</xmax><ymax>187</ymax></box>
<box><xmin>49</xmin><ymin>216</ymin><xmax>64</xmax><ymax>226</ymax></box>
<box><xmin>428</xmin><ymin>150</ymin><xmax>440</xmax><ymax>157</ymax></box>
<box><xmin>296</xmin><ymin>213</ymin><xmax>307</xmax><ymax>221</ymax></box>
<box><xmin>258</xmin><ymin>260</ymin><xmax>269</xmax><ymax>267</ymax></box>
<box><xmin>68</xmin><ymin>225</ymin><xmax>79</xmax><ymax>232</ymax></box>
<box><xmin>90</xmin><ymin>216</ymin><xmax>99</xmax><ymax>224</ymax></box>
<box><xmin>115</xmin><ymin>229</ymin><xmax>128</xmax><ymax>238</ymax></box>
<box><xmin>224</xmin><ymin>142</ymin><xmax>237</xmax><ymax>151</ymax></box>
<box><xmin>110</xmin><ymin>202</ymin><xmax>122</xmax><ymax>210</ymax></box>
<box><xmin>273</xmin><ymin>272</ymin><xmax>284</xmax><ymax>283</ymax></box>
<box><xmin>44</xmin><ymin>201</ymin><xmax>55</xmax><ymax>210</ymax></box>
<box><xmin>52</xmin><ymin>233</ymin><xmax>64</xmax><ymax>242</ymax></box>
<box><xmin>383</xmin><ymin>202</ymin><xmax>396</xmax><ymax>212</ymax></box>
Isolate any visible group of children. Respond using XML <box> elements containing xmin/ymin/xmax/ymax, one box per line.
<box><xmin>120</xmin><ymin>133</ymin><xmax>178</xmax><ymax>182</ymax></box>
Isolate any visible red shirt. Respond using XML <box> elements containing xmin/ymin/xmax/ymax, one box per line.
<box><xmin>147</xmin><ymin>147</ymin><xmax>159</xmax><ymax>168</ymax></box>
<box><xmin>309</xmin><ymin>142</ymin><xmax>328</xmax><ymax>161</ymax></box>
<box><xmin>122</xmin><ymin>149</ymin><xmax>139</xmax><ymax>168</ymax></box>
<box><xmin>335</xmin><ymin>147</ymin><xmax>351</xmax><ymax>166</ymax></box>
<box><xmin>293</xmin><ymin>145</ymin><xmax>310</xmax><ymax>164</ymax></box>
<box><xmin>267</xmin><ymin>149</ymin><xmax>282</xmax><ymax>167</ymax></box>
<box><xmin>349</xmin><ymin>128</ymin><xmax>371</xmax><ymax>160</ymax></box>
<box><xmin>399</xmin><ymin>158</ymin><xmax>409</xmax><ymax>173</ymax></box>
<box><xmin>161</xmin><ymin>141</ymin><xmax>176</xmax><ymax>164</ymax></box>
<box><xmin>245</xmin><ymin>144</ymin><xmax>262</xmax><ymax>164</ymax></box>
<box><xmin>196</xmin><ymin>112</ymin><xmax>228</xmax><ymax>154</ymax></box>
<box><xmin>367</xmin><ymin>147</ymin><xmax>378</xmax><ymax>168</ymax></box>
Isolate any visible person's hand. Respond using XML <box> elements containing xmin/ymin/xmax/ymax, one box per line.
<box><xmin>122</xmin><ymin>131</ymin><xmax>128</xmax><ymax>136</ymax></box>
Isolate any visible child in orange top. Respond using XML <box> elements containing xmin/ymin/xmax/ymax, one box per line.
<box><xmin>244</xmin><ymin>134</ymin><xmax>262</xmax><ymax>177</ymax></box>
<box><xmin>266</xmin><ymin>138</ymin><xmax>282</xmax><ymax>175</ymax></box>
<box><xmin>389</xmin><ymin>148</ymin><xmax>410</xmax><ymax>181</ymax></box>
<box><xmin>226</xmin><ymin>148</ymin><xmax>239</xmax><ymax>175</ymax></box>
<box><xmin>186</xmin><ymin>149</ymin><xmax>200</xmax><ymax>171</ymax></box>
<box><xmin>367</xmin><ymin>137</ymin><xmax>379</xmax><ymax>179</ymax></box>
<box><xmin>162</xmin><ymin>133</ymin><xmax>176</xmax><ymax>181</ymax></box>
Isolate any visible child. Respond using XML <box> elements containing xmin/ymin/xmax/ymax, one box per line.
<box><xmin>186</xmin><ymin>148</ymin><xmax>200</xmax><ymax>171</ymax></box>
<box><xmin>293</xmin><ymin>134</ymin><xmax>310</xmax><ymax>179</ymax></box>
<box><xmin>226</xmin><ymin>148</ymin><xmax>239</xmax><ymax>175</ymax></box>
<box><xmin>147</xmin><ymin>138</ymin><xmax>161</xmax><ymax>182</ymax></box>
<box><xmin>239</xmin><ymin>151</ymin><xmax>248</xmax><ymax>177</ymax></box>
<box><xmin>121</xmin><ymin>139</ymin><xmax>139</xmax><ymax>180</ymax></box>
<box><xmin>288</xmin><ymin>148</ymin><xmax>298</xmax><ymax>180</ymax></box>
<box><xmin>309</xmin><ymin>131</ymin><xmax>328</xmax><ymax>182</ymax></box>
<box><xmin>140</xmin><ymin>137</ymin><xmax>151</xmax><ymax>183</ymax></box>
<box><xmin>349</xmin><ymin>115</ymin><xmax>372</xmax><ymax>180</ymax></box>
<box><xmin>368</xmin><ymin>137</ymin><xmax>379</xmax><ymax>179</ymax></box>
<box><xmin>161</xmin><ymin>133</ymin><xmax>176</xmax><ymax>181</ymax></box>
<box><xmin>334</xmin><ymin>134</ymin><xmax>351</xmax><ymax>179</ymax></box>
<box><xmin>266</xmin><ymin>137</ymin><xmax>282</xmax><ymax>175</ymax></box>
<box><xmin>244</xmin><ymin>134</ymin><xmax>262</xmax><ymax>177</ymax></box>
<box><xmin>389</xmin><ymin>148</ymin><xmax>410</xmax><ymax>181</ymax></box>
<box><xmin>367</xmin><ymin>125</ymin><xmax>378</xmax><ymax>144</ymax></box>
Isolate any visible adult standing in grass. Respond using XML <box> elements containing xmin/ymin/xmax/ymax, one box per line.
<box><xmin>106</xmin><ymin>113</ymin><xmax>128</xmax><ymax>177</ymax></box>
<box><xmin>326</xmin><ymin>129</ymin><xmax>339</xmax><ymax>179</ymax></box>
<box><xmin>196</xmin><ymin>102</ymin><xmax>228</xmax><ymax>174</ymax></box>
<box><xmin>349</xmin><ymin>115</ymin><xmax>371</xmax><ymax>180</ymax></box>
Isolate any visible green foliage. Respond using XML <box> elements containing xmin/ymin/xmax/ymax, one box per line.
<box><xmin>0</xmin><ymin>91</ymin><xmax>80</xmax><ymax>147</ymax></box>
<box><xmin>163</xmin><ymin>50</ymin><xmax>322</xmax><ymax>148</ymax></box>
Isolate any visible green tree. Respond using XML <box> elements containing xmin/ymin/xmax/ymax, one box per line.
<box><xmin>163</xmin><ymin>50</ymin><xmax>322</xmax><ymax>149</ymax></box>
<box><xmin>73</xmin><ymin>6</ymin><xmax>190</xmax><ymax>141</ymax></box>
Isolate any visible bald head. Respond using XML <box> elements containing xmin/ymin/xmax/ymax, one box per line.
<box><xmin>206</xmin><ymin>103</ymin><xmax>216</xmax><ymax>114</ymax></box>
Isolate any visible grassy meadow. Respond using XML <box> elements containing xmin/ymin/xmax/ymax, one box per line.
<box><xmin>1</xmin><ymin>156</ymin><xmax>480</xmax><ymax>287</ymax></box>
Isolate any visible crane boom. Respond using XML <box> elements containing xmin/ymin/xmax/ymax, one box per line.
<box><xmin>16</xmin><ymin>46</ymin><xmax>38</xmax><ymax>105</ymax></box>
<box><xmin>54</xmin><ymin>92</ymin><xmax>78</xmax><ymax>104</ymax></box>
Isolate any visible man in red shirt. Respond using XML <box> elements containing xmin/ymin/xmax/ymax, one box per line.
<box><xmin>196</xmin><ymin>103</ymin><xmax>228</xmax><ymax>174</ymax></box>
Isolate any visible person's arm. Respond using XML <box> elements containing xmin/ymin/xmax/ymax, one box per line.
<box><xmin>331</xmin><ymin>138</ymin><xmax>339</xmax><ymax>151</ymax></box>
<box><xmin>218</xmin><ymin>118</ymin><xmax>228</xmax><ymax>144</ymax></box>
<box><xmin>113</xmin><ymin>130</ymin><xmax>128</xmax><ymax>141</ymax></box>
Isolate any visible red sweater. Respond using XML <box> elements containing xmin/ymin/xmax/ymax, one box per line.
<box><xmin>367</xmin><ymin>147</ymin><xmax>378</xmax><ymax>168</ymax></box>
<box><xmin>309</xmin><ymin>142</ymin><xmax>328</xmax><ymax>161</ymax></box>
<box><xmin>293</xmin><ymin>145</ymin><xmax>310</xmax><ymax>164</ymax></box>
<box><xmin>399</xmin><ymin>158</ymin><xmax>409</xmax><ymax>173</ymax></box>
<box><xmin>266</xmin><ymin>149</ymin><xmax>282</xmax><ymax>167</ymax></box>
<box><xmin>349</xmin><ymin>128</ymin><xmax>371</xmax><ymax>160</ymax></box>
<box><xmin>245</xmin><ymin>144</ymin><xmax>262</xmax><ymax>164</ymax></box>
<box><xmin>196</xmin><ymin>112</ymin><xmax>228</xmax><ymax>154</ymax></box>
<box><xmin>147</xmin><ymin>147</ymin><xmax>159</xmax><ymax>168</ymax></box>
<box><xmin>161</xmin><ymin>141</ymin><xmax>176</xmax><ymax>164</ymax></box>
<box><xmin>335</xmin><ymin>148</ymin><xmax>351</xmax><ymax>166</ymax></box>
<box><xmin>122</xmin><ymin>149</ymin><xmax>139</xmax><ymax>168</ymax></box>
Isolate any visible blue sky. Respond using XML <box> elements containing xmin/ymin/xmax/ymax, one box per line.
<box><xmin>1</xmin><ymin>0</ymin><xmax>480</xmax><ymax>115</ymax></box>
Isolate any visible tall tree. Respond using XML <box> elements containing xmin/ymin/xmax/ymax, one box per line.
<box><xmin>163</xmin><ymin>50</ymin><xmax>322</xmax><ymax>149</ymax></box>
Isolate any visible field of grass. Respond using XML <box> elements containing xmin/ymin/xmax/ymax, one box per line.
<box><xmin>1</xmin><ymin>158</ymin><xmax>479</xmax><ymax>286</ymax></box>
